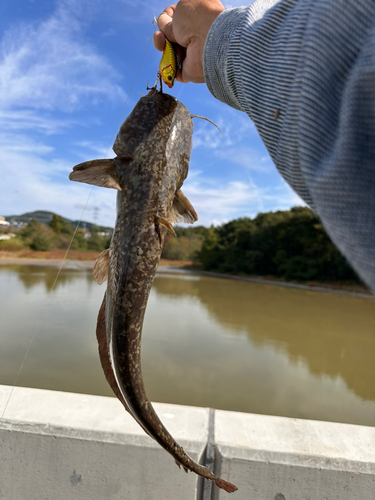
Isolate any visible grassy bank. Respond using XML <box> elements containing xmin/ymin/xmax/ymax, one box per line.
<box><xmin>0</xmin><ymin>249</ymin><xmax>194</xmax><ymax>269</ymax></box>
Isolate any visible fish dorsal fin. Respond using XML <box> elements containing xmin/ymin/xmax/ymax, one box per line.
<box><xmin>69</xmin><ymin>159</ymin><xmax>121</xmax><ymax>190</ymax></box>
<box><xmin>170</xmin><ymin>190</ymin><xmax>198</xmax><ymax>224</ymax></box>
<box><xmin>155</xmin><ymin>216</ymin><xmax>176</xmax><ymax>236</ymax></box>
<box><xmin>93</xmin><ymin>248</ymin><xmax>110</xmax><ymax>284</ymax></box>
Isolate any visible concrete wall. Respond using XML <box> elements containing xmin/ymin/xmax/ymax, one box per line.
<box><xmin>214</xmin><ymin>410</ymin><xmax>375</xmax><ymax>500</ymax></box>
<box><xmin>0</xmin><ymin>385</ymin><xmax>374</xmax><ymax>500</ymax></box>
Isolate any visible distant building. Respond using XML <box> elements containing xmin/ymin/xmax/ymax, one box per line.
<box><xmin>0</xmin><ymin>234</ymin><xmax>16</xmax><ymax>240</ymax></box>
<box><xmin>0</xmin><ymin>216</ymin><xmax>10</xmax><ymax>227</ymax></box>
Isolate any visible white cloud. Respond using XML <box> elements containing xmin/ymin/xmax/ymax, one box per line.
<box><xmin>0</xmin><ymin>0</ymin><xmax>125</xmax><ymax>113</ymax></box>
<box><xmin>73</xmin><ymin>141</ymin><xmax>116</xmax><ymax>160</ymax></box>
<box><xmin>0</xmin><ymin>133</ymin><xmax>116</xmax><ymax>226</ymax></box>
<box><xmin>180</xmin><ymin>171</ymin><xmax>302</xmax><ymax>227</ymax></box>
<box><xmin>191</xmin><ymin>110</ymin><xmax>274</xmax><ymax>172</ymax></box>
<box><xmin>192</xmin><ymin>121</ymin><xmax>231</xmax><ymax>150</ymax></box>
<box><xmin>115</xmin><ymin>0</ymin><xmax>164</xmax><ymax>22</ymax></box>
<box><xmin>0</xmin><ymin>0</ymin><xmax>126</xmax><ymax>226</ymax></box>
<box><xmin>216</xmin><ymin>147</ymin><xmax>273</xmax><ymax>172</ymax></box>
<box><xmin>1</xmin><ymin>133</ymin><xmax>54</xmax><ymax>156</ymax></box>
<box><xmin>0</xmin><ymin>110</ymin><xmax>73</xmax><ymax>134</ymax></box>
<box><xmin>0</xmin><ymin>128</ymin><xmax>302</xmax><ymax>229</ymax></box>
<box><xmin>0</xmin><ymin>0</ymin><xmax>303</xmax><ymax>231</ymax></box>
<box><xmin>192</xmin><ymin>112</ymin><xmax>256</xmax><ymax>150</ymax></box>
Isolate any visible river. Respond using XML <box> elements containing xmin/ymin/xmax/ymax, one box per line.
<box><xmin>1</xmin><ymin>263</ymin><xmax>374</xmax><ymax>426</ymax></box>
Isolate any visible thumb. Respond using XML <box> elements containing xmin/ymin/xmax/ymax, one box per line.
<box><xmin>157</xmin><ymin>6</ymin><xmax>177</xmax><ymax>44</ymax></box>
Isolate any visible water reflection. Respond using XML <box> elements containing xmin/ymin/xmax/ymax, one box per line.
<box><xmin>152</xmin><ymin>274</ymin><xmax>375</xmax><ymax>402</ymax></box>
<box><xmin>1</xmin><ymin>265</ymin><xmax>374</xmax><ymax>426</ymax></box>
<box><xmin>0</xmin><ymin>265</ymin><xmax>106</xmax><ymax>394</ymax></box>
<box><xmin>0</xmin><ymin>264</ymin><xmax>94</xmax><ymax>293</ymax></box>
<box><xmin>146</xmin><ymin>274</ymin><xmax>375</xmax><ymax>425</ymax></box>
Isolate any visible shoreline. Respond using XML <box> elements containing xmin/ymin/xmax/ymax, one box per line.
<box><xmin>0</xmin><ymin>256</ymin><xmax>95</xmax><ymax>269</ymax></box>
<box><xmin>0</xmin><ymin>255</ymin><xmax>372</xmax><ymax>299</ymax></box>
<box><xmin>159</xmin><ymin>266</ymin><xmax>373</xmax><ymax>299</ymax></box>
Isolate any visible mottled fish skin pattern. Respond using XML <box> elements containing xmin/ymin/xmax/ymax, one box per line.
<box><xmin>107</xmin><ymin>89</ymin><xmax>190</xmax><ymax>436</ymax></box>
<box><xmin>69</xmin><ymin>89</ymin><xmax>237</xmax><ymax>493</ymax></box>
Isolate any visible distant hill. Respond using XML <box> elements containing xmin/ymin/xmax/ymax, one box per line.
<box><xmin>3</xmin><ymin>210</ymin><xmax>112</xmax><ymax>231</ymax></box>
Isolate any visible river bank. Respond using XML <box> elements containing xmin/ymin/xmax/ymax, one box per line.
<box><xmin>0</xmin><ymin>250</ymin><xmax>192</xmax><ymax>269</ymax></box>
<box><xmin>0</xmin><ymin>250</ymin><xmax>371</xmax><ymax>297</ymax></box>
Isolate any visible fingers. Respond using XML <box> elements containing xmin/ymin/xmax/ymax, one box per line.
<box><xmin>153</xmin><ymin>31</ymin><xmax>165</xmax><ymax>52</ymax></box>
<box><xmin>153</xmin><ymin>4</ymin><xmax>177</xmax><ymax>52</ymax></box>
<box><xmin>153</xmin><ymin>1</ymin><xmax>213</xmax><ymax>84</ymax></box>
<box><xmin>160</xmin><ymin>4</ymin><xmax>176</xmax><ymax>20</ymax></box>
<box><xmin>157</xmin><ymin>4</ymin><xmax>177</xmax><ymax>43</ymax></box>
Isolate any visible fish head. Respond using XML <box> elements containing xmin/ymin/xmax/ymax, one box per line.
<box><xmin>113</xmin><ymin>90</ymin><xmax>178</xmax><ymax>159</ymax></box>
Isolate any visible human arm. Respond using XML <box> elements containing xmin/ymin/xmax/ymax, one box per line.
<box><xmin>155</xmin><ymin>0</ymin><xmax>375</xmax><ymax>289</ymax></box>
<box><xmin>203</xmin><ymin>0</ymin><xmax>375</xmax><ymax>289</ymax></box>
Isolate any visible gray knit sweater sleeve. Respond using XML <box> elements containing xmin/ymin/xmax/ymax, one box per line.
<box><xmin>203</xmin><ymin>0</ymin><xmax>375</xmax><ymax>290</ymax></box>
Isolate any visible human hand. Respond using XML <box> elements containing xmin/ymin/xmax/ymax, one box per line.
<box><xmin>153</xmin><ymin>0</ymin><xmax>225</xmax><ymax>84</ymax></box>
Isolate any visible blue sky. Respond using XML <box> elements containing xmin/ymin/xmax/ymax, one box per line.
<box><xmin>0</xmin><ymin>0</ymin><xmax>302</xmax><ymax>227</ymax></box>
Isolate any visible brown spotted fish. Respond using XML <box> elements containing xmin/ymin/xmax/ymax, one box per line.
<box><xmin>69</xmin><ymin>88</ymin><xmax>237</xmax><ymax>493</ymax></box>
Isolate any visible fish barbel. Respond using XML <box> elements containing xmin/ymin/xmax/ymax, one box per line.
<box><xmin>69</xmin><ymin>88</ymin><xmax>237</xmax><ymax>493</ymax></box>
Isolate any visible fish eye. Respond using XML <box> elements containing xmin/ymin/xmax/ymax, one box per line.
<box><xmin>167</xmin><ymin>76</ymin><xmax>172</xmax><ymax>81</ymax></box>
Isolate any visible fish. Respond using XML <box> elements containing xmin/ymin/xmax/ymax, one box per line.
<box><xmin>69</xmin><ymin>88</ymin><xmax>238</xmax><ymax>494</ymax></box>
<box><xmin>159</xmin><ymin>38</ymin><xmax>179</xmax><ymax>88</ymax></box>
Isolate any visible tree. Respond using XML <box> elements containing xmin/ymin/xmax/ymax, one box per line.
<box><xmin>87</xmin><ymin>225</ymin><xmax>108</xmax><ymax>251</ymax></box>
<box><xmin>197</xmin><ymin>207</ymin><xmax>360</xmax><ymax>283</ymax></box>
<box><xmin>49</xmin><ymin>214</ymin><xmax>73</xmax><ymax>236</ymax></box>
<box><xmin>21</xmin><ymin>219</ymin><xmax>55</xmax><ymax>251</ymax></box>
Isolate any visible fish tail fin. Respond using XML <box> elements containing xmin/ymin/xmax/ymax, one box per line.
<box><xmin>69</xmin><ymin>159</ymin><xmax>121</xmax><ymax>190</ymax></box>
<box><xmin>214</xmin><ymin>479</ymin><xmax>238</xmax><ymax>493</ymax></box>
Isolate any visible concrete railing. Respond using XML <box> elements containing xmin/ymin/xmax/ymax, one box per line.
<box><xmin>0</xmin><ymin>385</ymin><xmax>374</xmax><ymax>499</ymax></box>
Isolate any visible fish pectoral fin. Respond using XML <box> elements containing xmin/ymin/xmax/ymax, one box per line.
<box><xmin>170</xmin><ymin>190</ymin><xmax>198</xmax><ymax>224</ymax></box>
<box><xmin>93</xmin><ymin>248</ymin><xmax>110</xmax><ymax>284</ymax></box>
<box><xmin>175</xmin><ymin>461</ymin><xmax>189</xmax><ymax>473</ymax></box>
<box><xmin>69</xmin><ymin>159</ymin><xmax>121</xmax><ymax>190</ymax></box>
<box><xmin>155</xmin><ymin>216</ymin><xmax>176</xmax><ymax>236</ymax></box>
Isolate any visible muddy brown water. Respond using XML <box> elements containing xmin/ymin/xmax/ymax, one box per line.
<box><xmin>1</xmin><ymin>263</ymin><xmax>374</xmax><ymax>426</ymax></box>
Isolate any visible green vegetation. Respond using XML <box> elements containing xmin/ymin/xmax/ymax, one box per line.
<box><xmin>0</xmin><ymin>215</ymin><xmax>111</xmax><ymax>253</ymax></box>
<box><xmin>19</xmin><ymin>218</ymin><xmax>54</xmax><ymax>251</ymax></box>
<box><xmin>0</xmin><ymin>207</ymin><xmax>361</xmax><ymax>285</ymax></box>
<box><xmin>0</xmin><ymin>238</ymin><xmax>26</xmax><ymax>251</ymax></box>
<box><xmin>86</xmin><ymin>225</ymin><xmax>111</xmax><ymax>251</ymax></box>
<box><xmin>198</xmin><ymin>207</ymin><xmax>360</xmax><ymax>283</ymax></box>
<box><xmin>161</xmin><ymin>226</ymin><xmax>208</xmax><ymax>261</ymax></box>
